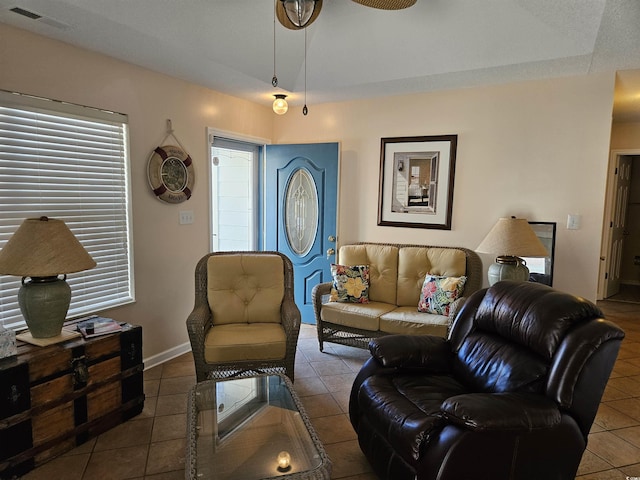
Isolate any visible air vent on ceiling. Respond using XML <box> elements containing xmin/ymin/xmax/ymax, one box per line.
<box><xmin>9</xmin><ymin>6</ymin><xmax>69</xmax><ymax>29</ymax></box>
<box><xmin>10</xmin><ymin>6</ymin><xmax>41</xmax><ymax>19</ymax></box>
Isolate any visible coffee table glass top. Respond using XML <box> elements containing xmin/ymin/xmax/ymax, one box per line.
<box><xmin>186</xmin><ymin>374</ymin><xmax>330</xmax><ymax>480</ymax></box>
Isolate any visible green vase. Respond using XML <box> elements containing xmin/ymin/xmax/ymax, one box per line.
<box><xmin>18</xmin><ymin>276</ymin><xmax>71</xmax><ymax>338</ymax></box>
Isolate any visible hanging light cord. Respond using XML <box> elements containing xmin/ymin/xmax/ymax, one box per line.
<box><xmin>303</xmin><ymin>26</ymin><xmax>308</xmax><ymax>115</ymax></box>
<box><xmin>272</xmin><ymin>0</ymin><xmax>278</xmax><ymax>87</ymax></box>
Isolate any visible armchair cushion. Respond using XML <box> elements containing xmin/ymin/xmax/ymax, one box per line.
<box><xmin>204</xmin><ymin>323</ymin><xmax>286</xmax><ymax>363</ymax></box>
<box><xmin>207</xmin><ymin>254</ymin><xmax>284</xmax><ymax>325</ymax></box>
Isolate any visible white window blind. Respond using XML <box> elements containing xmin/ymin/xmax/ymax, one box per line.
<box><xmin>0</xmin><ymin>91</ymin><xmax>134</xmax><ymax>330</ymax></box>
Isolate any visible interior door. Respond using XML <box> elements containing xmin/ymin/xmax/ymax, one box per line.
<box><xmin>264</xmin><ymin>143</ymin><xmax>339</xmax><ymax>324</ymax></box>
<box><xmin>605</xmin><ymin>155</ymin><xmax>632</xmax><ymax>297</ymax></box>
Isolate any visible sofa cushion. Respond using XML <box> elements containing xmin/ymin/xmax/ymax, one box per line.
<box><xmin>339</xmin><ymin>244</ymin><xmax>398</xmax><ymax>304</ymax></box>
<box><xmin>203</xmin><ymin>323</ymin><xmax>286</xmax><ymax>363</ymax></box>
<box><xmin>321</xmin><ymin>301</ymin><xmax>396</xmax><ymax>331</ymax></box>
<box><xmin>418</xmin><ymin>275</ymin><xmax>467</xmax><ymax>315</ymax></box>
<box><xmin>330</xmin><ymin>264</ymin><xmax>370</xmax><ymax>303</ymax></box>
<box><xmin>380</xmin><ymin>307</ymin><xmax>449</xmax><ymax>336</ymax></box>
<box><xmin>397</xmin><ymin>247</ymin><xmax>467</xmax><ymax>307</ymax></box>
<box><xmin>207</xmin><ymin>254</ymin><xmax>284</xmax><ymax>325</ymax></box>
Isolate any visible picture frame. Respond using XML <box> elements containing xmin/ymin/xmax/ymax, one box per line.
<box><xmin>377</xmin><ymin>135</ymin><xmax>458</xmax><ymax>229</ymax></box>
<box><xmin>522</xmin><ymin>221</ymin><xmax>556</xmax><ymax>286</ymax></box>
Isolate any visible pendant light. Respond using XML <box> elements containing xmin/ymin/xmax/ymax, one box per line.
<box><xmin>273</xmin><ymin>94</ymin><xmax>289</xmax><ymax>115</ymax></box>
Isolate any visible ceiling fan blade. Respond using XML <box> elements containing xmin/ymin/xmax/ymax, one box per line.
<box><xmin>352</xmin><ymin>0</ymin><xmax>417</xmax><ymax>9</ymax></box>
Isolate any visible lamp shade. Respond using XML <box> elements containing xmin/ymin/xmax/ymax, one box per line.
<box><xmin>0</xmin><ymin>217</ymin><xmax>96</xmax><ymax>277</ymax></box>
<box><xmin>476</xmin><ymin>217</ymin><xmax>548</xmax><ymax>258</ymax></box>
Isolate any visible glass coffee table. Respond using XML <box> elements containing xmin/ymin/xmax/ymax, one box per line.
<box><xmin>186</xmin><ymin>374</ymin><xmax>331</xmax><ymax>480</ymax></box>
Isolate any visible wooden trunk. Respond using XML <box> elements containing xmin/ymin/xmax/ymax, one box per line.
<box><xmin>0</xmin><ymin>324</ymin><xmax>144</xmax><ymax>479</ymax></box>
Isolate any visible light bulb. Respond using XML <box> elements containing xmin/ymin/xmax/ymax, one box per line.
<box><xmin>273</xmin><ymin>94</ymin><xmax>288</xmax><ymax>115</ymax></box>
<box><xmin>277</xmin><ymin>451</ymin><xmax>291</xmax><ymax>471</ymax></box>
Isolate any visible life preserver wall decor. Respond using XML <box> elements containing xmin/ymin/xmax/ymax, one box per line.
<box><xmin>147</xmin><ymin>120</ymin><xmax>195</xmax><ymax>204</ymax></box>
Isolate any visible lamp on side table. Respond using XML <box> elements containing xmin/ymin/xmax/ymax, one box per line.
<box><xmin>476</xmin><ymin>216</ymin><xmax>548</xmax><ymax>286</ymax></box>
<box><xmin>0</xmin><ymin>216</ymin><xmax>96</xmax><ymax>339</ymax></box>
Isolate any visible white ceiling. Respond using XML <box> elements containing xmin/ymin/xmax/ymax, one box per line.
<box><xmin>2</xmin><ymin>0</ymin><xmax>640</xmax><ymax>120</ymax></box>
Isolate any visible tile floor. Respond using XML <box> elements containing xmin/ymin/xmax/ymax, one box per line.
<box><xmin>19</xmin><ymin>299</ymin><xmax>640</xmax><ymax>480</ymax></box>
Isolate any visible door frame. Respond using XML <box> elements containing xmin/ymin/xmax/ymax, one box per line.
<box><xmin>598</xmin><ymin>148</ymin><xmax>640</xmax><ymax>299</ymax></box>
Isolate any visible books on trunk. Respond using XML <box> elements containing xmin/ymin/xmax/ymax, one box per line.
<box><xmin>76</xmin><ymin>316</ymin><xmax>122</xmax><ymax>338</ymax></box>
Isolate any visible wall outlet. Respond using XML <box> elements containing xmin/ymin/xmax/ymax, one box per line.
<box><xmin>179</xmin><ymin>210</ymin><xmax>194</xmax><ymax>225</ymax></box>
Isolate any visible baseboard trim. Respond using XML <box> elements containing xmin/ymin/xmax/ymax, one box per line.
<box><xmin>143</xmin><ymin>342</ymin><xmax>192</xmax><ymax>371</ymax></box>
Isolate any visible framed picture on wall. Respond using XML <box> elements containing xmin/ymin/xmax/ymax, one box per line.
<box><xmin>522</xmin><ymin>221</ymin><xmax>556</xmax><ymax>286</ymax></box>
<box><xmin>377</xmin><ymin>135</ymin><xmax>458</xmax><ymax>230</ymax></box>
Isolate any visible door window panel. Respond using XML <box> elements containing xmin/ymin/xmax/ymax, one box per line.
<box><xmin>284</xmin><ymin>168</ymin><xmax>318</xmax><ymax>256</ymax></box>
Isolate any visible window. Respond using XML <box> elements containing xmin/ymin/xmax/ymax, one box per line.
<box><xmin>0</xmin><ymin>90</ymin><xmax>134</xmax><ymax>330</ymax></box>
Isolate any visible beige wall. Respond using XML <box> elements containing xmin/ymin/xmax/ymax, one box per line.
<box><xmin>273</xmin><ymin>74</ymin><xmax>615</xmax><ymax>300</ymax></box>
<box><xmin>1</xmin><ymin>24</ymin><xmax>273</xmax><ymax>361</ymax></box>
<box><xmin>2</xmin><ymin>23</ymin><xmax>618</xmax><ymax>361</ymax></box>
<box><xmin>611</xmin><ymin>122</ymin><xmax>640</xmax><ymax>150</ymax></box>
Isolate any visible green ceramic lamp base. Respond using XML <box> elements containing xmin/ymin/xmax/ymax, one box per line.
<box><xmin>18</xmin><ymin>276</ymin><xmax>71</xmax><ymax>338</ymax></box>
<box><xmin>487</xmin><ymin>256</ymin><xmax>530</xmax><ymax>286</ymax></box>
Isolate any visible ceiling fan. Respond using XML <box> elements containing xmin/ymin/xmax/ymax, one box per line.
<box><xmin>273</xmin><ymin>0</ymin><xmax>416</xmax><ymax>115</ymax></box>
<box><xmin>277</xmin><ymin>0</ymin><xmax>417</xmax><ymax>30</ymax></box>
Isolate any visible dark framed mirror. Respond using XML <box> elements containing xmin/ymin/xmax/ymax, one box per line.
<box><xmin>522</xmin><ymin>222</ymin><xmax>556</xmax><ymax>286</ymax></box>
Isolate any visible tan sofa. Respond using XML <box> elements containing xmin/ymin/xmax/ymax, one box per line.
<box><xmin>312</xmin><ymin>243</ymin><xmax>482</xmax><ymax>351</ymax></box>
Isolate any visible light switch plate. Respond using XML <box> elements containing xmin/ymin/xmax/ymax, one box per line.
<box><xmin>567</xmin><ymin>214</ymin><xmax>581</xmax><ymax>230</ymax></box>
<box><xmin>179</xmin><ymin>210</ymin><xmax>194</xmax><ymax>225</ymax></box>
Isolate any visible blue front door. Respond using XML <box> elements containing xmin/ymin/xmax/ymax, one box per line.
<box><xmin>264</xmin><ymin>143</ymin><xmax>339</xmax><ymax>324</ymax></box>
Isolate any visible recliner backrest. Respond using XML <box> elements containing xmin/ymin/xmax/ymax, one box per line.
<box><xmin>449</xmin><ymin>281</ymin><xmax>605</xmax><ymax>395</ymax></box>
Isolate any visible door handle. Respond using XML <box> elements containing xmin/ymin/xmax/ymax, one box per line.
<box><xmin>327</xmin><ymin>248</ymin><xmax>335</xmax><ymax>259</ymax></box>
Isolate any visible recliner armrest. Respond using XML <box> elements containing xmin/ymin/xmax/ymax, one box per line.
<box><xmin>441</xmin><ymin>392</ymin><xmax>561</xmax><ymax>432</ymax></box>
<box><xmin>369</xmin><ymin>335</ymin><xmax>452</xmax><ymax>372</ymax></box>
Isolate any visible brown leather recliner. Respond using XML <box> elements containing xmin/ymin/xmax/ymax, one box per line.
<box><xmin>349</xmin><ymin>281</ymin><xmax>625</xmax><ymax>480</ymax></box>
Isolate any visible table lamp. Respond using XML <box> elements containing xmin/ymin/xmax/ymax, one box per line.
<box><xmin>476</xmin><ymin>216</ymin><xmax>548</xmax><ymax>285</ymax></box>
<box><xmin>0</xmin><ymin>217</ymin><xmax>96</xmax><ymax>338</ymax></box>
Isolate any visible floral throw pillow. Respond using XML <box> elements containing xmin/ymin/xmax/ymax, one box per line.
<box><xmin>418</xmin><ymin>275</ymin><xmax>467</xmax><ymax>315</ymax></box>
<box><xmin>330</xmin><ymin>264</ymin><xmax>370</xmax><ymax>303</ymax></box>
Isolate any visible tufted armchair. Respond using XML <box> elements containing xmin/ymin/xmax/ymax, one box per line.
<box><xmin>186</xmin><ymin>251</ymin><xmax>301</xmax><ymax>382</ymax></box>
<box><xmin>349</xmin><ymin>281</ymin><xmax>625</xmax><ymax>480</ymax></box>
